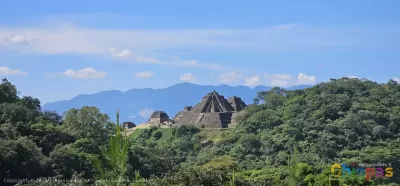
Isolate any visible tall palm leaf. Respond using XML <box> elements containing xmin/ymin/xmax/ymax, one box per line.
<box><xmin>93</xmin><ymin>110</ymin><xmax>130</xmax><ymax>186</ymax></box>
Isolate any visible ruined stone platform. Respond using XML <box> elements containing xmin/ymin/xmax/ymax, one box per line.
<box><xmin>172</xmin><ymin>90</ymin><xmax>246</xmax><ymax>128</ymax></box>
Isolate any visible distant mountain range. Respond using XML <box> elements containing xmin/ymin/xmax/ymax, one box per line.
<box><xmin>42</xmin><ymin>83</ymin><xmax>312</xmax><ymax>124</ymax></box>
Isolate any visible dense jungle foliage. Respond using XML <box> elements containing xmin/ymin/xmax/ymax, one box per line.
<box><xmin>1</xmin><ymin>77</ymin><xmax>400</xmax><ymax>186</ymax></box>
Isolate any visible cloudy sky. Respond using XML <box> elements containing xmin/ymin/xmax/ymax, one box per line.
<box><xmin>1</xmin><ymin>0</ymin><xmax>400</xmax><ymax>104</ymax></box>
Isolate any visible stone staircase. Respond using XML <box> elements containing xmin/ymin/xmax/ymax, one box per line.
<box><xmin>173</xmin><ymin>111</ymin><xmax>235</xmax><ymax>128</ymax></box>
<box><xmin>173</xmin><ymin>111</ymin><xmax>200</xmax><ymax>126</ymax></box>
<box><xmin>219</xmin><ymin>112</ymin><xmax>233</xmax><ymax>128</ymax></box>
<box><xmin>194</xmin><ymin>113</ymin><xmax>204</xmax><ymax>125</ymax></box>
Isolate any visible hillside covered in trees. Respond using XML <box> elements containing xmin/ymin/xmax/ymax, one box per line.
<box><xmin>1</xmin><ymin>77</ymin><xmax>400</xmax><ymax>186</ymax></box>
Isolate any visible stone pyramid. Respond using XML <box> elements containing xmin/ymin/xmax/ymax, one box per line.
<box><xmin>228</xmin><ymin>96</ymin><xmax>246</xmax><ymax>112</ymax></box>
<box><xmin>191</xmin><ymin>90</ymin><xmax>234</xmax><ymax>113</ymax></box>
<box><xmin>173</xmin><ymin>91</ymin><xmax>246</xmax><ymax>128</ymax></box>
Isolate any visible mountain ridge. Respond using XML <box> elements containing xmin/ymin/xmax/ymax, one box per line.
<box><xmin>43</xmin><ymin>83</ymin><xmax>312</xmax><ymax>124</ymax></box>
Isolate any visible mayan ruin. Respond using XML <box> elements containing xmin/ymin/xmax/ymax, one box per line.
<box><xmin>122</xmin><ymin>122</ymin><xmax>136</xmax><ymax>129</ymax></box>
<box><xmin>126</xmin><ymin>91</ymin><xmax>247</xmax><ymax>130</ymax></box>
<box><xmin>148</xmin><ymin>111</ymin><xmax>170</xmax><ymax>124</ymax></box>
<box><xmin>172</xmin><ymin>90</ymin><xmax>246</xmax><ymax>128</ymax></box>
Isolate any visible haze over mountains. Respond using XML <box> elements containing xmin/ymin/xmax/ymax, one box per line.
<box><xmin>43</xmin><ymin>83</ymin><xmax>312</xmax><ymax>124</ymax></box>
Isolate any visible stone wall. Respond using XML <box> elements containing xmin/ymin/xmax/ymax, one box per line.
<box><xmin>173</xmin><ymin>111</ymin><xmax>234</xmax><ymax>128</ymax></box>
<box><xmin>148</xmin><ymin>116</ymin><xmax>169</xmax><ymax>124</ymax></box>
<box><xmin>122</xmin><ymin>122</ymin><xmax>136</xmax><ymax>129</ymax></box>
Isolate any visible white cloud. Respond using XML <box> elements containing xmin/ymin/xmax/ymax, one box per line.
<box><xmin>260</xmin><ymin>72</ymin><xmax>318</xmax><ymax>87</ymax></box>
<box><xmin>128</xmin><ymin>115</ymin><xmax>136</xmax><ymax>119</ymax></box>
<box><xmin>134</xmin><ymin>71</ymin><xmax>154</xmax><ymax>79</ymax></box>
<box><xmin>0</xmin><ymin>67</ymin><xmax>27</xmax><ymax>76</ymax></box>
<box><xmin>61</xmin><ymin>67</ymin><xmax>107</xmax><ymax>79</ymax></box>
<box><xmin>180</xmin><ymin>73</ymin><xmax>195</xmax><ymax>82</ymax></box>
<box><xmin>133</xmin><ymin>55</ymin><xmax>160</xmax><ymax>64</ymax></box>
<box><xmin>138</xmin><ymin>108</ymin><xmax>154</xmax><ymax>118</ymax></box>
<box><xmin>0</xmin><ymin>23</ymin><xmax>396</xmax><ymax>56</ymax></box>
<box><xmin>109</xmin><ymin>47</ymin><xmax>132</xmax><ymax>59</ymax></box>
<box><xmin>3</xmin><ymin>34</ymin><xmax>30</xmax><ymax>45</ymax></box>
<box><xmin>108</xmin><ymin>47</ymin><xmax>161</xmax><ymax>64</ymax></box>
<box><xmin>219</xmin><ymin>72</ymin><xmax>241</xmax><ymax>83</ymax></box>
<box><xmin>176</xmin><ymin>59</ymin><xmax>229</xmax><ymax>71</ymax></box>
<box><xmin>245</xmin><ymin>76</ymin><xmax>262</xmax><ymax>87</ymax></box>
<box><xmin>264</xmin><ymin>73</ymin><xmax>292</xmax><ymax>87</ymax></box>
<box><xmin>180</xmin><ymin>60</ymin><xmax>198</xmax><ymax>66</ymax></box>
<box><xmin>393</xmin><ymin>77</ymin><xmax>400</xmax><ymax>83</ymax></box>
<box><xmin>297</xmin><ymin>73</ymin><xmax>317</xmax><ymax>85</ymax></box>
<box><xmin>1</xmin><ymin>23</ymin><xmax>393</xmax><ymax>75</ymax></box>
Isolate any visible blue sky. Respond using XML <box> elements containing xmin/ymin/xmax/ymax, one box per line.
<box><xmin>0</xmin><ymin>0</ymin><xmax>399</xmax><ymax>104</ymax></box>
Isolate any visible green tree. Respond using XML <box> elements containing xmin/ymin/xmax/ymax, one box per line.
<box><xmin>63</xmin><ymin>106</ymin><xmax>111</xmax><ymax>141</ymax></box>
<box><xmin>152</xmin><ymin>131</ymin><xmax>163</xmax><ymax>140</ymax></box>
<box><xmin>49</xmin><ymin>144</ymin><xmax>96</xmax><ymax>179</ymax></box>
<box><xmin>19</xmin><ymin>96</ymin><xmax>41</xmax><ymax>111</ymax></box>
<box><xmin>0</xmin><ymin>103</ymin><xmax>36</xmax><ymax>124</ymax></box>
<box><xmin>0</xmin><ymin>78</ymin><xmax>18</xmax><ymax>103</ymax></box>
<box><xmin>39</xmin><ymin>110</ymin><xmax>63</xmax><ymax>125</ymax></box>
<box><xmin>30</xmin><ymin>123</ymin><xmax>75</xmax><ymax>156</ymax></box>
<box><xmin>0</xmin><ymin>137</ymin><xmax>47</xmax><ymax>179</ymax></box>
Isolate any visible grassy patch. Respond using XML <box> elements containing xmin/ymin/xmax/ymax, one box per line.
<box><xmin>130</xmin><ymin>127</ymin><xmax>234</xmax><ymax>144</ymax></box>
<box><xmin>154</xmin><ymin>128</ymin><xmax>174</xmax><ymax>143</ymax></box>
<box><xmin>128</xmin><ymin>128</ymin><xmax>145</xmax><ymax>138</ymax></box>
<box><xmin>195</xmin><ymin>129</ymin><xmax>234</xmax><ymax>142</ymax></box>
<box><xmin>129</xmin><ymin>128</ymin><xmax>174</xmax><ymax>144</ymax></box>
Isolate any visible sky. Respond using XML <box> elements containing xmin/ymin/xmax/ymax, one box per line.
<box><xmin>0</xmin><ymin>0</ymin><xmax>400</xmax><ymax>104</ymax></box>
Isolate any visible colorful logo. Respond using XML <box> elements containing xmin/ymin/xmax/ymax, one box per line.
<box><xmin>331</xmin><ymin>163</ymin><xmax>394</xmax><ymax>181</ymax></box>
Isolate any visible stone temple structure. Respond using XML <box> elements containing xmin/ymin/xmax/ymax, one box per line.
<box><xmin>148</xmin><ymin>111</ymin><xmax>170</xmax><ymax>124</ymax></box>
<box><xmin>122</xmin><ymin>122</ymin><xmax>136</xmax><ymax>129</ymax></box>
<box><xmin>173</xmin><ymin>91</ymin><xmax>246</xmax><ymax>128</ymax></box>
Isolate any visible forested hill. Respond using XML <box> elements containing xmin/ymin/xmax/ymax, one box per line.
<box><xmin>1</xmin><ymin>77</ymin><xmax>400</xmax><ymax>186</ymax></box>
